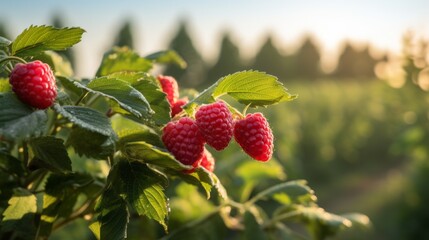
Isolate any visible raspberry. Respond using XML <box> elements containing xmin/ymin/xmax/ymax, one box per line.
<box><xmin>233</xmin><ymin>113</ymin><xmax>273</xmax><ymax>161</ymax></box>
<box><xmin>183</xmin><ymin>148</ymin><xmax>215</xmax><ymax>174</ymax></box>
<box><xmin>162</xmin><ymin>117</ymin><xmax>205</xmax><ymax>166</ymax></box>
<box><xmin>171</xmin><ymin>97</ymin><xmax>188</xmax><ymax>117</ymax></box>
<box><xmin>200</xmin><ymin>148</ymin><xmax>215</xmax><ymax>172</ymax></box>
<box><xmin>157</xmin><ymin>75</ymin><xmax>179</xmax><ymax>106</ymax></box>
<box><xmin>195</xmin><ymin>101</ymin><xmax>233</xmax><ymax>151</ymax></box>
<box><xmin>9</xmin><ymin>60</ymin><xmax>57</xmax><ymax>109</ymax></box>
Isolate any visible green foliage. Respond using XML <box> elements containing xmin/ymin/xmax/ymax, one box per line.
<box><xmin>0</xmin><ymin>93</ymin><xmax>47</xmax><ymax>140</ymax></box>
<box><xmin>29</xmin><ymin>136</ymin><xmax>72</xmax><ymax>173</ymax></box>
<box><xmin>74</xmin><ymin>76</ymin><xmax>153</xmax><ymax>118</ymax></box>
<box><xmin>118</xmin><ymin>161</ymin><xmax>168</xmax><ymax>231</ymax></box>
<box><xmin>186</xmin><ymin>70</ymin><xmax>297</xmax><ymax>109</ymax></box>
<box><xmin>0</xmin><ymin>25</ymin><xmax>369</xmax><ymax>240</ymax></box>
<box><xmin>96</xmin><ymin>47</ymin><xmax>152</xmax><ymax>76</ymax></box>
<box><xmin>11</xmin><ymin>25</ymin><xmax>85</xmax><ymax>57</ymax></box>
<box><xmin>145</xmin><ymin>50</ymin><xmax>187</xmax><ymax>69</ymax></box>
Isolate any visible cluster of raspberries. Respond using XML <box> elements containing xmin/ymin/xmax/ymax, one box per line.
<box><xmin>7</xmin><ymin>62</ymin><xmax>274</xmax><ymax>174</ymax></box>
<box><xmin>158</xmin><ymin>75</ymin><xmax>274</xmax><ymax>173</ymax></box>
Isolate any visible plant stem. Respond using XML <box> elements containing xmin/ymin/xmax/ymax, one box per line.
<box><xmin>162</xmin><ymin>199</ymin><xmax>245</xmax><ymax>239</ymax></box>
<box><xmin>161</xmin><ymin>205</ymin><xmax>224</xmax><ymax>240</ymax></box>
<box><xmin>52</xmin><ymin>187</ymin><xmax>105</xmax><ymax>231</ymax></box>
<box><xmin>28</xmin><ymin>170</ymin><xmax>48</xmax><ymax>192</ymax></box>
<box><xmin>242</xmin><ymin>103</ymin><xmax>251</xmax><ymax>116</ymax></box>
<box><xmin>22</xmin><ymin>141</ymin><xmax>29</xmax><ymax>168</ymax></box>
<box><xmin>0</xmin><ymin>55</ymin><xmax>27</xmax><ymax>65</ymax></box>
<box><xmin>262</xmin><ymin>210</ymin><xmax>301</xmax><ymax>229</ymax></box>
<box><xmin>74</xmin><ymin>91</ymin><xmax>89</xmax><ymax>106</ymax></box>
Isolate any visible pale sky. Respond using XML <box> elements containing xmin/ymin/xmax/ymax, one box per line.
<box><xmin>1</xmin><ymin>0</ymin><xmax>428</xmax><ymax>77</ymax></box>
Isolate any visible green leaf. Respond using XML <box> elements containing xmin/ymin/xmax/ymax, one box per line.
<box><xmin>0</xmin><ymin>78</ymin><xmax>11</xmax><ymax>93</ymax></box>
<box><xmin>162</xmin><ymin>212</ymin><xmax>227</xmax><ymax>240</ymax></box>
<box><xmin>0</xmin><ymin>36</ymin><xmax>11</xmax><ymax>48</ymax></box>
<box><xmin>96</xmin><ymin>47</ymin><xmax>152</xmax><ymax>76</ymax></box>
<box><xmin>56</xmin><ymin>76</ymin><xmax>84</xmax><ymax>98</ymax></box>
<box><xmin>38</xmin><ymin>172</ymin><xmax>101</xmax><ymax>238</ymax></box>
<box><xmin>67</xmin><ymin>127</ymin><xmax>115</xmax><ymax>159</ymax></box>
<box><xmin>53</xmin><ymin>104</ymin><xmax>115</xmax><ymax>136</ymax></box>
<box><xmin>176</xmin><ymin>167</ymin><xmax>215</xmax><ymax>199</ymax></box>
<box><xmin>145</xmin><ymin>50</ymin><xmax>187</xmax><ymax>68</ymax></box>
<box><xmin>2</xmin><ymin>189</ymin><xmax>37</xmax><ymax>221</ymax></box>
<box><xmin>243</xmin><ymin>210</ymin><xmax>268</xmax><ymax>240</ymax></box>
<box><xmin>29</xmin><ymin>136</ymin><xmax>72</xmax><ymax>173</ymax></box>
<box><xmin>98</xmin><ymin>195</ymin><xmax>129</xmax><ymax>240</ymax></box>
<box><xmin>122</xmin><ymin>141</ymin><xmax>191</xmax><ymax>171</ymax></box>
<box><xmin>119</xmin><ymin>161</ymin><xmax>168</xmax><ymax>231</ymax></box>
<box><xmin>0</xmin><ymin>93</ymin><xmax>48</xmax><ymax>140</ymax></box>
<box><xmin>117</xmin><ymin>125</ymin><xmax>163</xmax><ymax>148</ymax></box>
<box><xmin>131</xmin><ymin>79</ymin><xmax>170</xmax><ymax>125</ymax></box>
<box><xmin>212</xmin><ymin>173</ymin><xmax>228</xmax><ymax>201</ymax></box>
<box><xmin>0</xmin><ymin>152</ymin><xmax>24</xmax><ymax>177</ymax></box>
<box><xmin>89</xmin><ymin>221</ymin><xmax>101</xmax><ymax>240</ymax></box>
<box><xmin>75</xmin><ymin>77</ymin><xmax>153</xmax><ymax>119</ymax></box>
<box><xmin>186</xmin><ymin>71</ymin><xmax>297</xmax><ymax>108</ymax></box>
<box><xmin>105</xmin><ymin>72</ymin><xmax>170</xmax><ymax>125</ymax></box>
<box><xmin>236</xmin><ymin>159</ymin><xmax>286</xmax><ymax>183</ymax></box>
<box><xmin>11</xmin><ymin>25</ymin><xmax>85</xmax><ymax>57</ymax></box>
<box><xmin>269</xmin><ymin>223</ymin><xmax>307</xmax><ymax>240</ymax></box>
<box><xmin>44</xmin><ymin>172</ymin><xmax>97</xmax><ymax>197</ymax></box>
<box><xmin>340</xmin><ymin>213</ymin><xmax>371</xmax><ymax>228</ymax></box>
<box><xmin>293</xmin><ymin>205</ymin><xmax>353</xmax><ymax>239</ymax></box>
<box><xmin>1</xmin><ymin>188</ymin><xmax>37</xmax><ymax>234</ymax></box>
<box><xmin>247</xmin><ymin>180</ymin><xmax>316</xmax><ymax>205</ymax></box>
<box><xmin>37</xmin><ymin>193</ymin><xmax>61</xmax><ymax>238</ymax></box>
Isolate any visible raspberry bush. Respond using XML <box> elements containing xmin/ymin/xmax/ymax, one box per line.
<box><xmin>0</xmin><ymin>25</ymin><xmax>369</xmax><ymax>240</ymax></box>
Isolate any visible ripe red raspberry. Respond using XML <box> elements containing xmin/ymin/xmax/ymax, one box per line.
<box><xmin>233</xmin><ymin>113</ymin><xmax>273</xmax><ymax>161</ymax></box>
<box><xmin>157</xmin><ymin>75</ymin><xmax>179</xmax><ymax>106</ymax></box>
<box><xmin>195</xmin><ymin>101</ymin><xmax>233</xmax><ymax>151</ymax></box>
<box><xmin>171</xmin><ymin>97</ymin><xmax>188</xmax><ymax>117</ymax></box>
<box><xmin>200</xmin><ymin>148</ymin><xmax>215</xmax><ymax>172</ymax></box>
<box><xmin>183</xmin><ymin>148</ymin><xmax>215</xmax><ymax>174</ymax></box>
<box><xmin>162</xmin><ymin>117</ymin><xmax>205</xmax><ymax>166</ymax></box>
<box><xmin>9</xmin><ymin>60</ymin><xmax>57</xmax><ymax>109</ymax></box>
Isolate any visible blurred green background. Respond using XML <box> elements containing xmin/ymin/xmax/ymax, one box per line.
<box><xmin>2</xmin><ymin>1</ymin><xmax>429</xmax><ymax>239</ymax></box>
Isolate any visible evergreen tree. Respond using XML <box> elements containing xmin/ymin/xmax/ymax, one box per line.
<box><xmin>293</xmin><ymin>36</ymin><xmax>321</xmax><ymax>79</ymax></box>
<box><xmin>334</xmin><ymin>42</ymin><xmax>377</xmax><ymax>79</ymax></box>
<box><xmin>113</xmin><ymin>20</ymin><xmax>134</xmax><ymax>48</ymax></box>
<box><xmin>206</xmin><ymin>32</ymin><xmax>244</xmax><ymax>87</ymax></box>
<box><xmin>164</xmin><ymin>20</ymin><xmax>206</xmax><ymax>88</ymax></box>
<box><xmin>251</xmin><ymin>35</ymin><xmax>291</xmax><ymax>82</ymax></box>
<box><xmin>0</xmin><ymin>22</ymin><xmax>9</xmax><ymax>39</ymax></box>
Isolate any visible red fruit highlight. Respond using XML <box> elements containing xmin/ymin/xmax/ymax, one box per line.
<box><xmin>195</xmin><ymin>101</ymin><xmax>233</xmax><ymax>150</ymax></box>
<box><xmin>9</xmin><ymin>60</ymin><xmax>57</xmax><ymax>109</ymax></box>
<box><xmin>162</xmin><ymin>117</ymin><xmax>205</xmax><ymax>166</ymax></box>
<box><xmin>171</xmin><ymin>97</ymin><xmax>188</xmax><ymax>117</ymax></box>
<box><xmin>233</xmin><ymin>113</ymin><xmax>273</xmax><ymax>161</ymax></box>
<box><xmin>157</xmin><ymin>75</ymin><xmax>179</xmax><ymax>106</ymax></box>
<box><xmin>200</xmin><ymin>149</ymin><xmax>215</xmax><ymax>172</ymax></box>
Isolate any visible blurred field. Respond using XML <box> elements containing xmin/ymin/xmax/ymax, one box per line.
<box><xmin>210</xmin><ymin>79</ymin><xmax>429</xmax><ymax>239</ymax></box>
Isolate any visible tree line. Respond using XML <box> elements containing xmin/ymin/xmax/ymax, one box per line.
<box><xmin>147</xmin><ymin>20</ymin><xmax>383</xmax><ymax>89</ymax></box>
<box><xmin>0</xmin><ymin>19</ymin><xmax>384</xmax><ymax>89</ymax></box>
